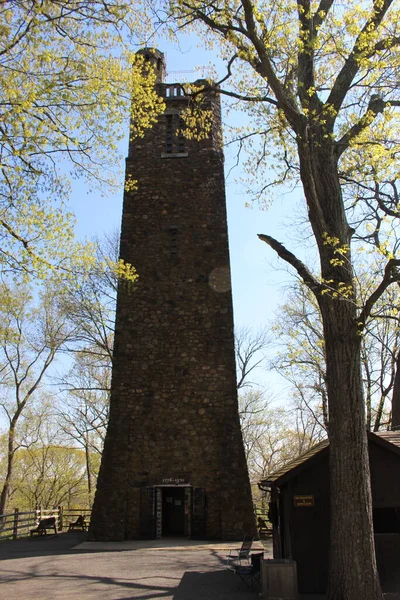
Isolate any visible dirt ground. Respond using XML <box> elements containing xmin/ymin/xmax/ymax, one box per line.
<box><xmin>0</xmin><ymin>532</ymin><xmax>268</xmax><ymax>600</ymax></box>
<box><xmin>0</xmin><ymin>533</ymin><xmax>397</xmax><ymax>599</ymax></box>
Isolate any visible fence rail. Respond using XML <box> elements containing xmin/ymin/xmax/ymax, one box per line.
<box><xmin>0</xmin><ymin>506</ymin><xmax>92</xmax><ymax>541</ymax></box>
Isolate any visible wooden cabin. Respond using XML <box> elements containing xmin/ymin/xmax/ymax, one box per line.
<box><xmin>259</xmin><ymin>431</ymin><xmax>400</xmax><ymax>595</ymax></box>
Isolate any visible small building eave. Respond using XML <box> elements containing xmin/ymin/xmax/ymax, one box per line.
<box><xmin>258</xmin><ymin>431</ymin><xmax>400</xmax><ymax>491</ymax></box>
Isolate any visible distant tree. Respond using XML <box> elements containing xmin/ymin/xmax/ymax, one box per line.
<box><xmin>10</xmin><ymin>443</ymin><xmax>89</xmax><ymax>511</ymax></box>
<box><xmin>272</xmin><ymin>284</ymin><xmax>329</xmax><ymax>430</ymax></box>
<box><xmin>239</xmin><ymin>387</ymin><xmax>324</xmax><ymax>507</ymax></box>
<box><xmin>235</xmin><ymin>325</ymin><xmax>270</xmax><ymax>390</ymax></box>
<box><xmin>56</xmin><ymin>232</ymin><xmax>121</xmax><ymax>499</ymax></box>
<box><xmin>57</xmin><ymin>354</ymin><xmax>110</xmax><ymax>504</ymax></box>
<box><xmin>0</xmin><ymin>283</ymin><xmax>73</xmax><ymax>514</ymax></box>
<box><xmin>274</xmin><ymin>280</ymin><xmax>400</xmax><ymax>431</ymax></box>
<box><xmin>235</xmin><ymin>325</ymin><xmax>323</xmax><ymax>495</ymax></box>
<box><xmin>61</xmin><ymin>231</ymin><xmax>120</xmax><ymax>367</ymax></box>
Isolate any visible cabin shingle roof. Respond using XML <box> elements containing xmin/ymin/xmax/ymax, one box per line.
<box><xmin>374</xmin><ymin>430</ymin><xmax>400</xmax><ymax>447</ymax></box>
<box><xmin>259</xmin><ymin>431</ymin><xmax>400</xmax><ymax>488</ymax></box>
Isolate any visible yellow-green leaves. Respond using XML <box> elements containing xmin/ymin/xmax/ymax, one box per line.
<box><xmin>0</xmin><ymin>1</ymin><xmax>164</xmax><ymax>280</ymax></box>
<box><xmin>109</xmin><ymin>258</ymin><xmax>138</xmax><ymax>285</ymax></box>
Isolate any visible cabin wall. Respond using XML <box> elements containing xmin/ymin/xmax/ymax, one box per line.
<box><xmin>282</xmin><ymin>455</ymin><xmax>330</xmax><ymax>594</ymax></box>
<box><xmin>370</xmin><ymin>443</ymin><xmax>400</xmax><ymax>592</ymax></box>
<box><xmin>276</xmin><ymin>442</ymin><xmax>400</xmax><ymax>594</ymax></box>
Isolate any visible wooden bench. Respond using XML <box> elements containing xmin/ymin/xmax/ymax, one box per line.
<box><xmin>30</xmin><ymin>516</ymin><xmax>57</xmax><ymax>536</ymax></box>
<box><xmin>68</xmin><ymin>515</ymin><xmax>87</xmax><ymax>531</ymax></box>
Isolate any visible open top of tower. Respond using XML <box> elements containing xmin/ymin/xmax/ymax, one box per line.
<box><xmin>136</xmin><ymin>47</ymin><xmax>166</xmax><ymax>83</ymax></box>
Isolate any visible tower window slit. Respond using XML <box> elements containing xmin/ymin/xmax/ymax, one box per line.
<box><xmin>165</xmin><ymin>114</ymin><xmax>186</xmax><ymax>154</ymax></box>
<box><xmin>177</xmin><ymin>117</ymin><xmax>186</xmax><ymax>153</ymax></box>
<box><xmin>166</xmin><ymin>115</ymin><xmax>173</xmax><ymax>153</ymax></box>
<box><xmin>169</xmin><ymin>226</ymin><xmax>178</xmax><ymax>259</ymax></box>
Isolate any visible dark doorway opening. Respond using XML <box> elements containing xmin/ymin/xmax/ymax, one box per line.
<box><xmin>162</xmin><ymin>487</ymin><xmax>185</xmax><ymax>535</ymax></box>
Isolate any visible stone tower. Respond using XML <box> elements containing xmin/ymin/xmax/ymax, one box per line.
<box><xmin>89</xmin><ymin>49</ymin><xmax>256</xmax><ymax>541</ymax></box>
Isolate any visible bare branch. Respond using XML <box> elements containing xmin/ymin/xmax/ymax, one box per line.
<box><xmin>358</xmin><ymin>259</ymin><xmax>400</xmax><ymax>328</ymax></box>
<box><xmin>258</xmin><ymin>233</ymin><xmax>322</xmax><ymax>295</ymax></box>
<box><xmin>312</xmin><ymin>0</ymin><xmax>335</xmax><ymax>31</ymax></box>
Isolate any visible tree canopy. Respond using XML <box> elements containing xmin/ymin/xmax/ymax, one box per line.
<box><xmin>0</xmin><ymin>1</ymin><xmax>164</xmax><ymax>277</ymax></box>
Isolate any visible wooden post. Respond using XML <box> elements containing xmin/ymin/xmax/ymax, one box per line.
<box><xmin>261</xmin><ymin>559</ymin><xmax>298</xmax><ymax>600</ymax></box>
<box><xmin>13</xmin><ymin>508</ymin><xmax>19</xmax><ymax>540</ymax></box>
<box><xmin>58</xmin><ymin>506</ymin><xmax>63</xmax><ymax>531</ymax></box>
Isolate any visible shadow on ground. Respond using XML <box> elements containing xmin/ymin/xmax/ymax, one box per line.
<box><xmin>173</xmin><ymin>569</ymin><xmax>258</xmax><ymax>599</ymax></box>
<box><xmin>0</xmin><ymin>531</ymin><xmax>89</xmax><ymax>560</ymax></box>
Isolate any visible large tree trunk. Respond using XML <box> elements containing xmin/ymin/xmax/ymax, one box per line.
<box><xmin>321</xmin><ymin>300</ymin><xmax>382</xmax><ymax>600</ymax></box>
<box><xmin>0</xmin><ymin>422</ymin><xmax>17</xmax><ymax>515</ymax></box>
<box><xmin>298</xmin><ymin>135</ymin><xmax>383</xmax><ymax>600</ymax></box>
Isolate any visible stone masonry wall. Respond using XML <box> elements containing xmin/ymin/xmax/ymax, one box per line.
<box><xmin>89</xmin><ymin>55</ymin><xmax>256</xmax><ymax>541</ymax></box>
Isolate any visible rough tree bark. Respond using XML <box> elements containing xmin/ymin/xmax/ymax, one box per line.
<box><xmin>261</xmin><ymin>131</ymin><xmax>383</xmax><ymax>599</ymax></box>
<box><xmin>300</xmin><ymin>131</ymin><xmax>382</xmax><ymax>599</ymax></box>
<box><xmin>0</xmin><ymin>418</ymin><xmax>19</xmax><ymax>515</ymax></box>
<box><xmin>321</xmin><ymin>302</ymin><xmax>380</xmax><ymax>599</ymax></box>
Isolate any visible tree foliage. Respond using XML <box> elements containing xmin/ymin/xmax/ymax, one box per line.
<box><xmin>0</xmin><ymin>1</ymin><xmax>164</xmax><ymax>276</ymax></box>
<box><xmin>0</xmin><ymin>232</ymin><xmax>122</xmax><ymax>513</ymax></box>
<box><xmin>235</xmin><ymin>325</ymin><xmax>324</xmax><ymax>504</ymax></box>
<box><xmin>55</xmin><ymin>232</ymin><xmax>121</xmax><ymax>501</ymax></box>
<box><xmin>1</xmin><ymin>440</ymin><xmax>90</xmax><ymax>510</ymax></box>
<box><xmin>0</xmin><ymin>282</ymin><xmax>74</xmax><ymax>513</ymax></box>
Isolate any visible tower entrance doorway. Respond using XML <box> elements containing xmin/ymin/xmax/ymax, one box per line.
<box><xmin>140</xmin><ymin>485</ymin><xmax>207</xmax><ymax>539</ymax></box>
<box><xmin>161</xmin><ymin>487</ymin><xmax>185</xmax><ymax>536</ymax></box>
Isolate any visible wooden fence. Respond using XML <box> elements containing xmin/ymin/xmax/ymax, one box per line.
<box><xmin>0</xmin><ymin>506</ymin><xmax>91</xmax><ymax>541</ymax></box>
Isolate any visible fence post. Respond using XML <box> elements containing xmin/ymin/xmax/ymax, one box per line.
<box><xmin>13</xmin><ymin>508</ymin><xmax>19</xmax><ymax>540</ymax></box>
<box><xmin>58</xmin><ymin>506</ymin><xmax>63</xmax><ymax>531</ymax></box>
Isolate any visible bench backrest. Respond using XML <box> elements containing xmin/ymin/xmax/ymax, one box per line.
<box><xmin>38</xmin><ymin>517</ymin><xmax>56</xmax><ymax>529</ymax></box>
<box><xmin>75</xmin><ymin>515</ymin><xmax>85</xmax><ymax>525</ymax></box>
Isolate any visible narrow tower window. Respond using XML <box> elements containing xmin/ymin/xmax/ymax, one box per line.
<box><xmin>177</xmin><ymin>117</ymin><xmax>186</xmax><ymax>153</ymax></box>
<box><xmin>165</xmin><ymin>114</ymin><xmax>186</xmax><ymax>155</ymax></box>
<box><xmin>166</xmin><ymin>115</ymin><xmax>173</xmax><ymax>153</ymax></box>
<box><xmin>169</xmin><ymin>226</ymin><xmax>178</xmax><ymax>261</ymax></box>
